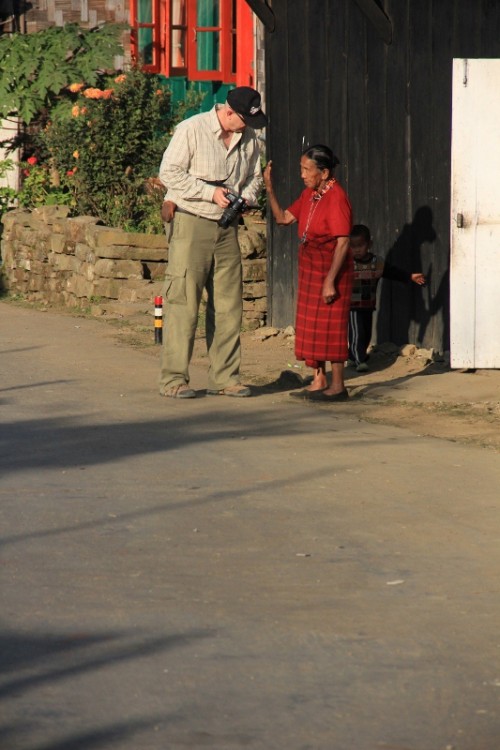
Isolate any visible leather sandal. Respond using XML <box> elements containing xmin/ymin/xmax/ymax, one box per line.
<box><xmin>306</xmin><ymin>388</ymin><xmax>349</xmax><ymax>402</ymax></box>
<box><xmin>161</xmin><ymin>383</ymin><xmax>196</xmax><ymax>399</ymax></box>
<box><xmin>289</xmin><ymin>388</ymin><xmax>325</xmax><ymax>399</ymax></box>
<box><xmin>206</xmin><ymin>384</ymin><xmax>252</xmax><ymax>397</ymax></box>
<box><xmin>290</xmin><ymin>388</ymin><xmax>349</xmax><ymax>402</ymax></box>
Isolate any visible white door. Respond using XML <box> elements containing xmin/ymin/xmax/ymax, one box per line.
<box><xmin>450</xmin><ymin>58</ymin><xmax>500</xmax><ymax>369</ymax></box>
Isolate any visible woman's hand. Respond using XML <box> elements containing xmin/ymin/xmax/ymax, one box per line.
<box><xmin>322</xmin><ymin>237</ymin><xmax>349</xmax><ymax>303</ymax></box>
<box><xmin>263</xmin><ymin>160</ymin><xmax>273</xmax><ymax>191</ymax></box>
<box><xmin>322</xmin><ymin>278</ymin><xmax>337</xmax><ymax>304</ymax></box>
<box><xmin>263</xmin><ymin>162</ymin><xmax>297</xmax><ymax>226</ymax></box>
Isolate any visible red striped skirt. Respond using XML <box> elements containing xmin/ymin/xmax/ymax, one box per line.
<box><xmin>295</xmin><ymin>243</ymin><xmax>354</xmax><ymax>366</ymax></box>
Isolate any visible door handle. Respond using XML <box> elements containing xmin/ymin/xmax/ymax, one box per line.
<box><xmin>456</xmin><ymin>213</ymin><xmax>464</xmax><ymax>228</ymax></box>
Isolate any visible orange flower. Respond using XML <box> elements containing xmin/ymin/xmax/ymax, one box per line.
<box><xmin>155</xmin><ymin>89</ymin><xmax>163</xmax><ymax>96</ymax></box>
<box><xmin>68</xmin><ymin>82</ymin><xmax>85</xmax><ymax>93</ymax></box>
<box><xmin>83</xmin><ymin>88</ymin><xmax>103</xmax><ymax>99</ymax></box>
<box><xmin>71</xmin><ymin>105</ymin><xmax>80</xmax><ymax>117</ymax></box>
<box><xmin>114</xmin><ymin>74</ymin><xmax>126</xmax><ymax>83</ymax></box>
<box><xmin>101</xmin><ymin>88</ymin><xmax>114</xmax><ymax>99</ymax></box>
<box><xmin>73</xmin><ymin>150</ymin><xmax>79</xmax><ymax>159</ymax></box>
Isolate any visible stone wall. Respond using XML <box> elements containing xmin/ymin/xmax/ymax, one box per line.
<box><xmin>0</xmin><ymin>206</ymin><xmax>268</xmax><ymax>328</ymax></box>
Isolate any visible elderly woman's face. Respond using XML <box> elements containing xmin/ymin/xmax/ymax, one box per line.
<box><xmin>300</xmin><ymin>156</ymin><xmax>329</xmax><ymax>190</ymax></box>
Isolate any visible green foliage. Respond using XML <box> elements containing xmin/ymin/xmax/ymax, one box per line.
<box><xmin>0</xmin><ymin>159</ymin><xmax>17</xmax><ymax>220</ymax></box>
<box><xmin>0</xmin><ymin>21</ymin><xmax>205</xmax><ymax>233</ymax></box>
<box><xmin>36</xmin><ymin>68</ymin><xmax>201</xmax><ymax>232</ymax></box>
<box><xmin>17</xmin><ymin>161</ymin><xmax>76</xmax><ymax>209</ymax></box>
<box><xmin>0</xmin><ymin>23</ymin><xmax>125</xmax><ymax>126</ymax></box>
<box><xmin>121</xmin><ymin>186</ymin><xmax>166</xmax><ymax>235</ymax></box>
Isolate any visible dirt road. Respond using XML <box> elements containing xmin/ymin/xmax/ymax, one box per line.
<box><xmin>1</xmin><ymin>301</ymin><xmax>500</xmax><ymax>750</ymax></box>
<box><xmin>106</xmin><ymin>304</ymin><xmax>500</xmax><ymax>453</ymax></box>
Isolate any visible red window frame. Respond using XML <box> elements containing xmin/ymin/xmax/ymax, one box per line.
<box><xmin>130</xmin><ymin>0</ymin><xmax>249</xmax><ymax>83</ymax></box>
<box><xmin>130</xmin><ymin>0</ymin><xmax>162</xmax><ymax>72</ymax></box>
<box><xmin>167</xmin><ymin>0</ymin><xmax>189</xmax><ymax>76</ymax></box>
<box><xmin>186</xmin><ymin>0</ymin><xmax>235</xmax><ymax>82</ymax></box>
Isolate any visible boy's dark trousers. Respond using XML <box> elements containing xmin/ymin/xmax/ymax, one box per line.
<box><xmin>348</xmin><ymin>309</ymin><xmax>374</xmax><ymax>365</ymax></box>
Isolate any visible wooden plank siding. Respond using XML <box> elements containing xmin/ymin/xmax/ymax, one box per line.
<box><xmin>22</xmin><ymin>0</ymin><xmax>129</xmax><ymax>59</ymax></box>
<box><xmin>265</xmin><ymin>0</ymin><xmax>500</xmax><ymax>352</ymax></box>
<box><xmin>25</xmin><ymin>0</ymin><xmax>128</xmax><ymax>29</ymax></box>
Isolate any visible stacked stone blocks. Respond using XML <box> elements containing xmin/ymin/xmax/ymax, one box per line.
<box><xmin>1</xmin><ymin>206</ymin><xmax>268</xmax><ymax>328</ymax></box>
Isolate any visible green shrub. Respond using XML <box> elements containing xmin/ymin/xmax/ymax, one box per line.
<box><xmin>1</xmin><ymin>24</ymin><xmax>205</xmax><ymax>233</ymax></box>
<box><xmin>0</xmin><ymin>23</ymin><xmax>125</xmax><ymax>126</ymax></box>
<box><xmin>17</xmin><ymin>157</ymin><xmax>76</xmax><ymax>209</ymax></box>
<box><xmin>35</xmin><ymin>69</ymin><xmax>202</xmax><ymax>232</ymax></box>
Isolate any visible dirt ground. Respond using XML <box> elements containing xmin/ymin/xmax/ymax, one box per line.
<box><xmin>4</xmin><ymin>298</ymin><xmax>500</xmax><ymax>750</ymax></box>
<box><xmin>240</xmin><ymin>328</ymin><xmax>500</xmax><ymax>453</ymax></box>
<box><xmin>108</xmin><ymin>311</ymin><xmax>500</xmax><ymax>454</ymax></box>
<box><xmin>5</xmin><ymin>297</ymin><xmax>500</xmax><ymax>452</ymax></box>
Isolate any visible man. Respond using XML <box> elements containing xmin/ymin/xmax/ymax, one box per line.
<box><xmin>158</xmin><ymin>86</ymin><xmax>267</xmax><ymax>399</ymax></box>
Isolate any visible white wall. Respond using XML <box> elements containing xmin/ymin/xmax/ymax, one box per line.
<box><xmin>0</xmin><ymin>118</ymin><xmax>20</xmax><ymax>195</ymax></box>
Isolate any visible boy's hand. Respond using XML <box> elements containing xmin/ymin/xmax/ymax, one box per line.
<box><xmin>411</xmin><ymin>273</ymin><xmax>426</xmax><ymax>285</ymax></box>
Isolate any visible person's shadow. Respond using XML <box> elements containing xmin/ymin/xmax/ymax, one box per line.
<box><xmin>375</xmin><ymin>205</ymin><xmax>447</xmax><ymax>351</ymax></box>
<box><xmin>254</xmin><ymin>205</ymin><xmax>448</xmax><ymax>397</ymax></box>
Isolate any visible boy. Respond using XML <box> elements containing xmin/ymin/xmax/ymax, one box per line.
<box><xmin>348</xmin><ymin>224</ymin><xmax>425</xmax><ymax>371</ymax></box>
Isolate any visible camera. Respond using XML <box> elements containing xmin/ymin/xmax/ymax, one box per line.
<box><xmin>217</xmin><ymin>191</ymin><xmax>246</xmax><ymax>228</ymax></box>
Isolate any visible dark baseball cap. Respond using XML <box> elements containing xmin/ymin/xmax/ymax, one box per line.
<box><xmin>227</xmin><ymin>86</ymin><xmax>267</xmax><ymax>129</ymax></box>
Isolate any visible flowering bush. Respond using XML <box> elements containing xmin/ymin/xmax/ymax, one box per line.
<box><xmin>17</xmin><ymin>159</ymin><xmax>75</xmax><ymax>210</ymax></box>
<box><xmin>29</xmin><ymin>67</ymin><xmax>199</xmax><ymax>232</ymax></box>
<box><xmin>0</xmin><ymin>24</ymin><xmax>124</xmax><ymax>126</ymax></box>
<box><xmin>2</xmin><ymin>39</ymin><xmax>204</xmax><ymax>234</ymax></box>
<box><xmin>0</xmin><ymin>26</ymin><xmax>204</xmax><ymax>233</ymax></box>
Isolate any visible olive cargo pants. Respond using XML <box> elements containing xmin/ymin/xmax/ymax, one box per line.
<box><xmin>159</xmin><ymin>211</ymin><xmax>243</xmax><ymax>393</ymax></box>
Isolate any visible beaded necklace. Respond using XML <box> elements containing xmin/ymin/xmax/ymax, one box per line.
<box><xmin>299</xmin><ymin>177</ymin><xmax>336</xmax><ymax>245</ymax></box>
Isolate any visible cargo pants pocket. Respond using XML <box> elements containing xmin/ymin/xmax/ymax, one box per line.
<box><xmin>163</xmin><ymin>268</ymin><xmax>187</xmax><ymax>305</ymax></box>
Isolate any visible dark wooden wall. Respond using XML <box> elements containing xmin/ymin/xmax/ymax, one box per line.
<box><xmin>265</xmin><ymin>0</ymin><xmax>500</xmax><ymax>351</ymax></box>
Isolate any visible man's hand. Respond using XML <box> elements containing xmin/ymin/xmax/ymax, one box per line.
<box><xmin>161</xmin><ymin>200</ymin><xmax>177</xmax><ymax>223</ymax></box>
<box><xmin>212</xmin><ymin>187</ymin><xmax>231</xmax><ymax>208</ymax></box>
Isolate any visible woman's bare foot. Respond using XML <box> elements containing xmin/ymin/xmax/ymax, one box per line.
<box><xmin>305</xmin><ymin>367</ymin><xmax>327</xmax><ymax>391</ymax></box>
<box><xmin>324</xmin><ymin>363</ymin><xmax>346</xmax><ymax>396</ymax></box>
<box><xmin>305</xmin><ymin>379</ymin><xmax>327</xmax><ymax>391</ymax></box>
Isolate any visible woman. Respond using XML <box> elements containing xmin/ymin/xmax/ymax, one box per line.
<box><xmin>263</xmin><ymin>144</ymin><xmax>353</xmax><ymax>401</ymax></box>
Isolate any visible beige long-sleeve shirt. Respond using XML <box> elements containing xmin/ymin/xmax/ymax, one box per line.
<box><xmin>158</xmin><ymin>105</ymin><xmax>263</xmax><ymax>220</ymax></box>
